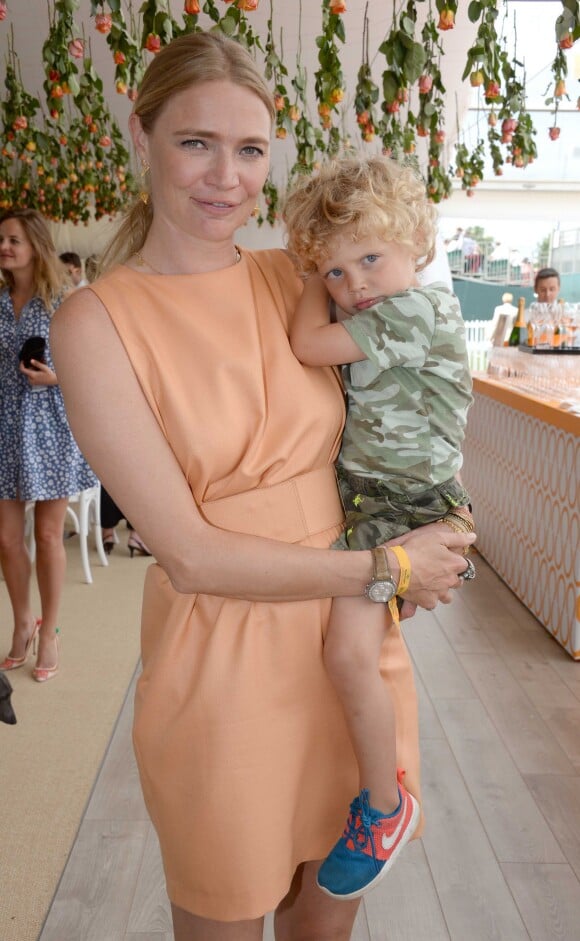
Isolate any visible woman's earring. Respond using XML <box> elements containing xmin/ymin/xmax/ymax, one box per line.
<box><xmin>139</xmin><ymin>161</ymin><xmax>150</xmax><ymax>205</ymax></box>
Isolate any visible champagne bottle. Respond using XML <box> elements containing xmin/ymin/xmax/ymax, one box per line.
<box><xmin>508</xmin><ymin>296</ymin><xmax>527</xmax><ymax>347</ymax></box>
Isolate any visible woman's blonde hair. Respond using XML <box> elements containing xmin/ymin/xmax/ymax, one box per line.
<box><xmin>0</xmin><ymin>208</ymin><xmax>67</xmax><ymax>311</ymax></box>
<box><xmin>282</xmin><ymin>156</ymin><xmax>437</xmax><ymax>277</ymax></box>
<box><xmin>101</xmin><ymin>31</ymin><xmax>275</xmax><ymax>271</ymax></box>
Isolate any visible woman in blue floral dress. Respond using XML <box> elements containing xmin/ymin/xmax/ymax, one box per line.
<box><xmin>0</xmin><ymin>209</ymin><xmax>96</xmax><ymax>682</ymax></box>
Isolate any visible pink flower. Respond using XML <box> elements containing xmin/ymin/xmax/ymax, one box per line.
<box><xmin>68</xmin><ymin>38</ymin><xmax>84</xmax><ymax>59</ymax></box>
<box><xmin>0</xmin><ymin>2</ymin><xmax>7</xmax><ymax>22</ymax></box>
<box><xmin>418</xmin><ymin>74</ymin><xmax>433</xmax><ymax>95</ymax></box>
<box><xmin>330</xmin><ymin>0</ymin><xmax>347</xmax><ymax>12</ymax></box>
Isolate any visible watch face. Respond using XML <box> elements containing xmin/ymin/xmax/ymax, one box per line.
<box><xmin>367</xmin><ymin>580</ymin><xmax>396</xmax><ymax>603</ymax></box>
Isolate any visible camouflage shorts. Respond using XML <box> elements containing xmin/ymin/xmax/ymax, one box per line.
<box><xmin>333</xmin><ymin>469</ymin><xmax>470</xmax><ymax>551</ymax></box>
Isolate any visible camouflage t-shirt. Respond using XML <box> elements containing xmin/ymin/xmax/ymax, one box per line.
<box><xmin>338</xmin><ymin>282</ymin><xmax>473</xmax><ymax>496</ymax></box>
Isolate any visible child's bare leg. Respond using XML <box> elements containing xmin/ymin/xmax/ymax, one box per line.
<box><xmin>324</xmin><ymin>595</ymin><xmax>399</xmax><ymax>812</ymax></box>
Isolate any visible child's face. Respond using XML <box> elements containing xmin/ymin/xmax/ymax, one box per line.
<box><xmin>316</xmin><ymin>232</ymin><xmax>417</xmax><ymax>316</ymax></box>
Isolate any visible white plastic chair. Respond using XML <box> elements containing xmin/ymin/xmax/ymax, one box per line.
<box><xmin>25</xmin><ymin>484</ymin><xmax>108</xmax><ymax>585</ymax></box>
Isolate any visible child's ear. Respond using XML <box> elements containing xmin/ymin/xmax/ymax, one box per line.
<box><xmin>414</xmin><ymin>227</ymin><xmax>435</xmax><ymax>265</ymax></box>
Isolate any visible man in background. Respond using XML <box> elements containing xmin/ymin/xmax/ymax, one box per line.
<box><xmin>534</xmin><ymin>267</ymin><xmax>560</xmax><ymax>303</ymax></box>
<box><xmin>59</xmin><ymin>251</ymin><xmax>87</xmax><ymax>289</ymax></box>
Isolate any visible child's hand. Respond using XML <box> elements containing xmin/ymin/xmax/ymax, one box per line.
<box><xmin>385</xmin><ymin>527</ymin><xmax>476</xmax><ymax>610</ymax></box>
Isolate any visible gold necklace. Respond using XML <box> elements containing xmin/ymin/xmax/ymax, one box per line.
<box><xmin>133</xmin><ymin>246</ymin><xmax>241</xmax><ymax>274</ymax></box>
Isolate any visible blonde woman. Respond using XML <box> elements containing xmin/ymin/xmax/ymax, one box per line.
<box><xmin>51</xmin><ymin>32</ymin><xmax>473</xmax><ymax>941</ymax></box>
<box><xmin>0</xmin><ymin>209</ymin><xmax>96</xmax><ymax>682</ymax></box>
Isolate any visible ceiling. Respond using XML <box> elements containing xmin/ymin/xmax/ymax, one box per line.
<box><xmin>0</xmin><ymin>1</ymin><xmax>575</xmax><ymax>253</ymax></box>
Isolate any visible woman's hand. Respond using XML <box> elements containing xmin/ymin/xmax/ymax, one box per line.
<box><xmin>19</xmin><ymin>360</ymin><xmax>58</xmax><ymax>386</ymax></box>
<box><xmin>384</xmin><ymin>524</ymin><xmax>476</xmax><ymax>611</ymax></box>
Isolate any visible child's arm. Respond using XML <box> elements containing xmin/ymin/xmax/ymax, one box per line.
<box><xmin>290</xmin><ymin>275</ymin><xmax>366</xmax><ymax>367</ymax></box>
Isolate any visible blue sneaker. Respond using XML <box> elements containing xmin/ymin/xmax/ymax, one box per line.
<box><xmin>317</xmin><ymin>777</ymin><xmax>420</xmax><ymax>900</ymax></box>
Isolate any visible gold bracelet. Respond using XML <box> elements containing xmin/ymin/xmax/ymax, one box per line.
<box><xmin>441</xmin><ymin>518</ymin><xmax>465</xmax><ymax>535</ymax></box>
<box><xmin>441</xmin><ymin>511</ymin><xmax>475</xmax><ymax>534</ymax></box>
<box><xmin>390</xmin><ymin>545</ymin><xmax>411</xmax><ymax>595</ymax></box>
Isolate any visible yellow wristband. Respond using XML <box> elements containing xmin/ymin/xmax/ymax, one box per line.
<box><xmin>390</xmin><ymin>545</ymin><xmax>411</xmax><ymax>595</ymax></box>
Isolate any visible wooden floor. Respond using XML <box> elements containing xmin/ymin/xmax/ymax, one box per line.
<box><xmin>38</xmin><ymin>557</ymin><xmax>580</xmax><ymax>941</ymax></box>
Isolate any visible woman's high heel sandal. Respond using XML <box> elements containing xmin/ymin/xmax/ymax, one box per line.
<box><xmin>32</xmin><ymin>632</ymin><xmax>59</xmax><ymax>684</ymax></box>
<box><xmin>127</xmin><ymin>532</ymin><xmax>152</xmax><ymax>558</ymax></box>
<box><xmin>102</xmin><ymin>528</ymin><xmax>120</xmax><ymax>555</ymax></box>
<box><xmin>0</xmin><ymin>619</ymin><xmax>41</xmax><ymax>671</ymax></box>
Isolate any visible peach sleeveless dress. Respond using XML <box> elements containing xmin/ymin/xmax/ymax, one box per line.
<box><xmin>90</xmin><ymin>249</ymin><xmax>422</xmax><ymax>921</ymax></box>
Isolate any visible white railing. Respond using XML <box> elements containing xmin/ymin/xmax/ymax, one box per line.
<box><xmin>464</xmin><ymin>319</ymin><xmax>491</xmax><ymax>372</ymax></box>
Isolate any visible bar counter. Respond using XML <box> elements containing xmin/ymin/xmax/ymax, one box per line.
<box><xmin>462</xmin><ymin>375</ymin><xmax>580</xmax><ymax>659</ymax></box>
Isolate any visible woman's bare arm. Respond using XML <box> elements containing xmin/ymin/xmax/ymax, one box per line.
<box><xmin>51</xmin><ymin>288</ymin><xmax>473</xmax><ymax>601</ymax></box>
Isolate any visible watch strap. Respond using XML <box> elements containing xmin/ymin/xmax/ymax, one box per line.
<box><xmin>371</xmin><ymin>546</ymin><xmax>391</xmax><ymax>581</ymax></box>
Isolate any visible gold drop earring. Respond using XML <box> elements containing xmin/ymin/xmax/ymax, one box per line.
<box><xmin>139</xmin><ymin>161</ymin><xmax>150</xmax><ymax>205</ymax></box>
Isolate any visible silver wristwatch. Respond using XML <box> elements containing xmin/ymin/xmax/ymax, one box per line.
<box><xmin>364</xmin><ymin>547</ymin><xmax>397</xmax><ymax>603</ymax></box>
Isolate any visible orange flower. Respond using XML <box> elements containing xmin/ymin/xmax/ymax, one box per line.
<box><xmin>275</xmin><ymin>127</ymin><xmax>287</xmax><ymax>139</ymax></box>
<box><xmin>554</xmin><ymin>79</ymin><xmax>566</xmax><ymax>98</ymax></box>
<box><xmin>274</xmin><ymin>93</ymin><xmax>285</xmax><ymax>111</ymax></box>
<box><xmin>116</xmin><ymin>80</ymin><xmax>128</xmax><ymax>95</ymax></box>
<box><xmin>99</xmin><ymin>136</ymin><xmax>112</xmax><ymax>148</ymax></box>
<box><xmin>184</xmin><ymin>0</ymin><xmax>200</xmax><ymax>12</ymax></box>
<box><xmin>288</xmin><ymin>105</ymin><xmax>300</xmax><ymax>122</ymax></box>
<box><xmin>145</xmin><ymin>33</ymin><xmax>161</xmax><ymax>54</ymax></box>
<box><xmin>237</xmin><ymin>0</ymin><xmax>259</xmax><ymax>9</ymax></box>
<box><xmin>559</xmin><ymin>34</ymin><xmax>574</xmax><ymax>50</ymax></box>
<box><xmin>114</xmin><ymin>51</ymin><xmax>126</xmax><ymax>65</ymax></box>
<box><xmin>437</xmin><ymin>8</ymin><xmax>454</xmax><ymax>31</ymax></box>
<box><xmin>484</xmin><ymin>80</ymin><xmax>500</xmax><ymax>100</ymax></box>
<box><xmin>95</xmin><ymin>13</ymin><xmax>112</xmax><ymax>35</ymax></box>
<box><xmin>330</xmin><ymin>88</ymin><xmax>344</xmax><ymax>104</ymax></box>
<box><xmin>12</xmin><ymin>115</ymin><xmax>28</xmax><ymax>131</ymax></box>
<box><xmin>330</xmin><ymin>0</ymin><xmax>347</xmax><ymax>13</ymax></box>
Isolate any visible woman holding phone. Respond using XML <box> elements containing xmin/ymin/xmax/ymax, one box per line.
<box><xmin>0</xmin><ymin>208</ymin><xmax>96</xmax><ymax>682</ymax></box>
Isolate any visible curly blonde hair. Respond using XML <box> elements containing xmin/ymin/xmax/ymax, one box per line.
<box><xmin>282</xmin><ymin>156</ymin><xmax>437</xmax><ymax>278</ymax></box>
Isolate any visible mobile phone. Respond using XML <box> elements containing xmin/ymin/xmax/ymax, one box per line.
<box><xmin>19</xmin><ymin>336</ymin><xmax>46</xmax><ymax>370</ymax></box>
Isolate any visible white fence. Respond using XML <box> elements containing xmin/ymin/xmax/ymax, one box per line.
<box><xmin>464</xmin><ymin>319</ymin><xmax>491</xmax><ymax>372</ymax></box>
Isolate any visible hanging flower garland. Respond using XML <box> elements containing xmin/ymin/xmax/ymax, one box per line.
<box><xmin>89</xmin><ymin>1</ymin><xmax>144</xmax><ymax>100</ymax></box>
<box><xmin>418</xmin><ymin>5</ymin><xmax>452</xmax><ymax>203</ymax></box>
<box><xmin>289</xmin><ymin>1</ymin><xmax>325</xmax><ymax>180</ymax></box>
<box><xmin>377</xmin><ymin>1</ymin><xmax>426</xmax><ymax>158</ymax></box>
<box><xmin>0</xmin><ymin>35</ymin><xmax>42</xmax><ymax>212</ymax></box>
<box><xmin>314</xmin><ymin>0</ymin><xmax>346</xmax><ymax>157</ymax></box>
<box><xmin>0</xmin><ymin>0</ymin><xmax>576</xmax><ymax>223</ymax></box>
<box><xmin>354</xmin><ymin>4</ymin><xmax>379</xmax><ymax>144</ymax></box>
